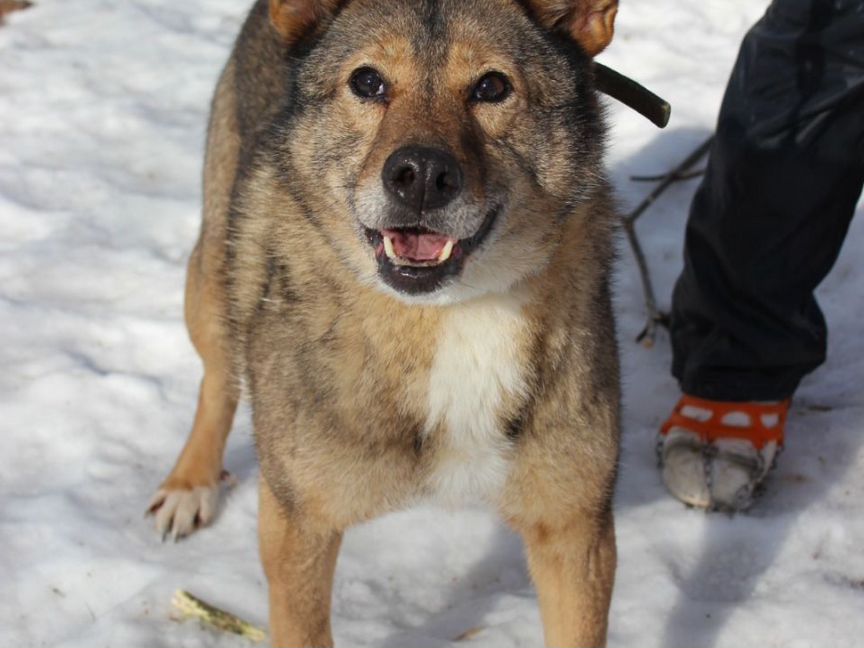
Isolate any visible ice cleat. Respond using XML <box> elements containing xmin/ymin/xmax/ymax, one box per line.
<box><xmin>658</xmin><ymin>395</ymin><xmax>790</xmax><ymax>511</ymax></box>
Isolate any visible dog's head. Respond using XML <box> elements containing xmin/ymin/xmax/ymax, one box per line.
<box><xmin>269</xmin><ymin>0</ymin><xmax>617</xmax><ymax>303</ymax></box>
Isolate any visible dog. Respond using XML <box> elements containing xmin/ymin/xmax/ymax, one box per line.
<box><xmin>149</xmin><ymin>0</ymin><xmax>621</xmax><ymax>645</ymax></box>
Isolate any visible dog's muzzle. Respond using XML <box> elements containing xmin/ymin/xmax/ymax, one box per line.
<box><xmin>359</xmin><ymin>145</ymin><xmax>498</xmax><ymax>295</ymax></box>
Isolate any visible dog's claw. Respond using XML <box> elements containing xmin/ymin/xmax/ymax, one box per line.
<box><xmin>146</xmin><ymin>494</ymin><xmax>166</xmax><ymax>517</ymax></box>
<box><xmin>148</xmin><ymin>485</ymin><xmax>220</xmax><ymax>540</ymax></box>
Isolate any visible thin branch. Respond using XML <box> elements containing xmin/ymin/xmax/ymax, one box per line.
<box><xmin>621</xmin><ymin>215</ymin><xmax>670</xmax><ymax>348</ymax></box>
<box><xmin>625</xmin><ymin>136</ymin><xmax>713</xmax><ymax>226</ymax></box>
<box><xmin>621</xmin><ymin>136</ymin><xmax>713</xmax><ymax>346</ymax></box>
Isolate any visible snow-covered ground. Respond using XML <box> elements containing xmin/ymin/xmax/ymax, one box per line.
<box><xmin>2</xmin><ymin>1</ymin><xmax>862</xmax><ymax>646</ymax></box>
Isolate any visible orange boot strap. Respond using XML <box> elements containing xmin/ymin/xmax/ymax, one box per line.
<box><xmin>660</xmin><ymin>395</ymin><xmax>790</xmax><ymax>450</ymax></box>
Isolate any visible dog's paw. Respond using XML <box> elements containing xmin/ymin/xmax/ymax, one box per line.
<box><xmin>147</xmin><ymin>480</ymin><xmax>220</xmax><ymax>542</ymax></box>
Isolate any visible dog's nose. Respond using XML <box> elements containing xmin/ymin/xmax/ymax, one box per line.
<box><xmin>382</xmin><ymin>146</ymin><xmax>463</xmax><ymax>212</ymax></box>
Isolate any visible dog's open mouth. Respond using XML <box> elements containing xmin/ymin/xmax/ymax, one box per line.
<box><xmin>380</xmin><ymin>228</ymin><xmax>459</xmax><ymax>267</ymax></box>
<box><xmin>364</xmin><ymin>208</ymin><xmax>498</xmax><ymax>295</ymax></box>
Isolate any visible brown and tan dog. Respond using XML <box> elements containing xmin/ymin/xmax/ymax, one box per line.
<box><xmin>149</xmin><ymin>0</ymin><xmax>622</xmax><ymax>645</ymax></box>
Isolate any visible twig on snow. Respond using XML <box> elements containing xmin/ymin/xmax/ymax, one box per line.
<box><xmin>621</xmin><ymin>136</ymin><xmax>714</xmax><ymax>347</ymax></box>
<box><xmin>171</xmin><ymin>590</ymin><xmax>267</xmax><ymax>643</ymax></box>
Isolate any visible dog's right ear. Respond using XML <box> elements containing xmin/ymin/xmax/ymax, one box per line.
<box><xmin>269</xmin><ymin>0</ymin><xmax>342</xmax><ymax>45</ymax></box>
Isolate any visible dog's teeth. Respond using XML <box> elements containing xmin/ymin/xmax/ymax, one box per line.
<box><xmin>438</xmin><ymin>240</ymin><xmax>455</xmax><ymax>263</ymax></box>
<box><xmin>383</xmin><ymin>236</ymin><xmax>397</xmax><ymax>260</ymax></box>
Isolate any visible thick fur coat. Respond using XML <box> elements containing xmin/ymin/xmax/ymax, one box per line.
<box><xmin>150</xmin><ymin>1</ymin><xmax>622</xmax><ymax>645</ymax></box>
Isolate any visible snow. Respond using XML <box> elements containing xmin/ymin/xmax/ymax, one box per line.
<box><xmin>1</xmin><ymin>1</ymin><xmax>862</xmax><ymax>646</ymax></box>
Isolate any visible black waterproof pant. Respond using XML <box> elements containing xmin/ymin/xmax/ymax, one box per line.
<box><xmin>670</xmin><ymin>0</ymin><xmax>864</xmax><ymax>401</ymax></box>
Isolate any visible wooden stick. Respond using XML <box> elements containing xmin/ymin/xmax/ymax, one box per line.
<box><xmin>171</xmin><ymin>590</ymin><xmax>267</xmax><ymax>643</ymax></box>
<box><xmin>595</xmin><ymin>62</ymin><xmax>671</xmax><ymax>129</ymax></box>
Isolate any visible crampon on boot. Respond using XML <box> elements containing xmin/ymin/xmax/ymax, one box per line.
<box><xmin>658</xmin><ymin>395</ymin><xmax>790</xmax><ymax>511</ymax></box>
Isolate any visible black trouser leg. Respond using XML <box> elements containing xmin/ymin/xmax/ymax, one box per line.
<box><xmin>670</xmin><ymin>0</ymin><xmax>864</xmax><ymax>401</ymax></box>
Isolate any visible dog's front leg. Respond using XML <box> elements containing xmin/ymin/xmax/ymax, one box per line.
<box><xmin>259</xmin><ymin>478</ymin><xmax>343</xmax><ymax>648</ymax></box>
<box><xmin>520</xmin><ymin>515</ymin><xmax>616</xmax><ymax>648</ymax></box>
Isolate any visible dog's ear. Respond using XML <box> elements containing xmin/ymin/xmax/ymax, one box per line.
<box><xmin>269</xmin><ymin>0</ymin><xmax>342</xmax><ymax>44</ymax></box>
<box><xmin>525</xmin><ymin>0</ymin><xmax>618</xmax><ymax>56</ymax></box>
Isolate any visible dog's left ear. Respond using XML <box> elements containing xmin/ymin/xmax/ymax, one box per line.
<box><xmin>269</xmin><ymin>0</ymin><xmax>342</xmax><ymax>45</ymax></box>
<box><xmin>525</xmin><ymin>0</ymin><xmax>618</xmax><ymax>56</ymax></box>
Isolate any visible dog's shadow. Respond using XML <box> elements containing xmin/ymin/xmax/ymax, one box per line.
<box><xmin>379</xmin><ymin>527</ymin><xmax>529</xmax><ymax>648</ymax></box>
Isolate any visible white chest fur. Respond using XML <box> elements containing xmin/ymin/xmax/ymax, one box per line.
<box><xmin>424</xmin><ymin>293</ymin><xmax>529</xmax><ymax>506</ymax></box>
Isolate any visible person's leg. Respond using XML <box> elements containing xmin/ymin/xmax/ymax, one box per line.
<box><xmin>671</xmin><ymin>0</ymin><xmax>864</xmax><ymax>401</ymax></box>
<box><xmin>663</xmin><ymin>0</ymin><xmax>864</xmax><ymax>509</ymax></box>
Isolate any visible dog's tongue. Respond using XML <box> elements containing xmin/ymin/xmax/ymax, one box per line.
<box><xmin>383</xmin><ymin>229</ymin><xmax>454</xmax><ymax>261</ymax></box>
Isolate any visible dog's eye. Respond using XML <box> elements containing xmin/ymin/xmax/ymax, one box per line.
<box><xmin>350</xmin><ymin>67</ymin><xmax>387</xmax><ymax>100</ymax></box>
<box><xmin>471</xmin><ymin>72</ymin><xmax>512</xmax><ymax>103</ymax></box>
